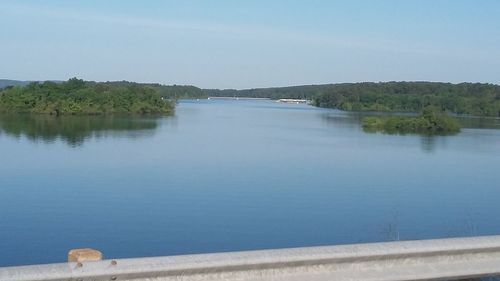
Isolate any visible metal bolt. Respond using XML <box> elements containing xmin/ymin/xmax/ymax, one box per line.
<box><xmin>111</xmin><ymin>260</ymin><xmax>117</xmax><ymax>265</ymax></box>
<box><xmin>77</xmin><ymin>262</ymin><xmax>83</xmax><ymax>268</ymax></box>
<box><xmin>111</xmin><ymin>276</ymin><xmax>117</xmax><ymax>280</ymax></box>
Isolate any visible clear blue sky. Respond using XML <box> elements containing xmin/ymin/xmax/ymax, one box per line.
<box><xmin>1</xmin><ymin>0</ymin><xmax>499</xmax><ymax>89</ymax></box>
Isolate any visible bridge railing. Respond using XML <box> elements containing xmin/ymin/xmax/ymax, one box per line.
<box><xmin>2</xmin><ymin>235</ymin><xmax>500</xmax><ymax>281</ymax></box>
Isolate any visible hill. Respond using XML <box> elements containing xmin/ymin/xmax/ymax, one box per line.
<box><xmin>0</xmin><ymin>79</ymin><xmax>31</xmax><ymax>89</ymax></box>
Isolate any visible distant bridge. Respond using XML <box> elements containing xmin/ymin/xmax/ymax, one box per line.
<box><xmin>277</xmin><ymin>98</ymin><xmax>310</xmax><ymax>104</ymax></box>
<box><xmin>2</xmin><ymin>235</ymin><xmax>500</xmax><ymax>281</ymax></box>
<box><xmin>207</xmin><ymin>97</ymin><xmax>270</xmax><ymax>100</ymax></box>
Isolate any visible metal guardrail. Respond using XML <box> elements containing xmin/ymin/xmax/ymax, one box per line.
<box><xmin>2</xmin><ymin>235</ymin><xmax>500</xmax><ymax>281</ymax></box>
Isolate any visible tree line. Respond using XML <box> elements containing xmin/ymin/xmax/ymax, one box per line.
<box><xmin>0</xmin><ymin>78</ymin><xmax>174</xmax><ymax>115</ymax></box>
<box><xmin>313</xmin><ymin>82</ymin><xmax>500</xmax><ymax>117</ymax></box>
<box><xmin>206</xmin><ymin>82</ymin><xmax>500</xmax><ymax>117</ymax></box>
<box><xmin>2</xmin><ymin>80</ymin><xmax>499</xmax><ymax>117</ymax></box>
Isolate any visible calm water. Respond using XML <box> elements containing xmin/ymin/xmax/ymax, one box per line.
<box><xmin>0</xmin><ymin>100</ymin><xmax>499</xmax><ymax>267</ymax></box>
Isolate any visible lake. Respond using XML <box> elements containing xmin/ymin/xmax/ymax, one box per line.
<box><xmin>0</xmin><ymin>99</ymin><xmax>499</xmax><ymax>267</ymax></box>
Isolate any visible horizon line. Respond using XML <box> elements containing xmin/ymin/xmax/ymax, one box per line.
<box><xmin>2</xmin><ymin>78</ymin><xmax>500</xmax><ymax>91</ymax></box>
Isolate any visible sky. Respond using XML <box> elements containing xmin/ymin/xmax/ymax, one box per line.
<box><xmin>1</xmin><ymin>0</ymin><xmax>500</xmax><ymax>89</ymax></box>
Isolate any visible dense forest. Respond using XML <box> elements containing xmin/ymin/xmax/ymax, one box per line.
<box><xmin>93</xmin><ymin>81</ymin><xmax>207</xmax><ymax>99</ymax></box>
<box><xmin>203</xmin><ymin>84</ymin><xmax>333</xmax><ymax>100</ymax></box>
<box><xmin>313</xmin><ymin>82</ymin><xmax>500</xmax><ymax>117</ymax></box>
<box><xmin>210</xmin><ymin>82</ymin><xmax>500</xmax><ymax>117</ymax></box>
<box><xmin>362</xmin><ymin>106</ymin><xmax>461</xmax><ymax>135</ymax></box>
<box><xmin>2</xmin><ymin>80</ymin><xmax>499</xmax><ymax>117</ymax></box>
<box><xmin>206</xmin><ymin>82</ymin><xmax>500</xmax><ymax>117</ymax></box>
<box><xmin>0</xmin><ymin>78</ymin><xmax>174</xmax><ymax>115</ymax></box>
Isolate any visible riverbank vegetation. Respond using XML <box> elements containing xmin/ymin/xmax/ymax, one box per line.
<box><xmin>207</xmin><ymin>82</ymin><xmax>500</xmax><ymax>117</ymax></box>
<box><xmin>0</xmin><ymin>78</ymin><xmax>174</xmax><ymax>115</ymax></box>
<box><xmin>313</xmin><ymin>82</ymin><xmax>500</xmax><ymax>117</ymax></box>
<box><xmin>2</xmin><ymin>80</ymin><xmax>499</xmax><ymax>118</ymax></box>
<box><xmin>94</xmin><ymin>81</ymin><xmax>207</xmax><ymax>99</ymax></box>
<box><xmin>362</xmin><ymin>107</ymin><xmax>461</xmax><ymax>135</ymax></box>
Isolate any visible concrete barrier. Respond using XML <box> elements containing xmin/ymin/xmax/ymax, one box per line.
<box><xmin>2</xmin><ymin>235</ymin><xmax>500</xmax><ymax>281</ymax></box>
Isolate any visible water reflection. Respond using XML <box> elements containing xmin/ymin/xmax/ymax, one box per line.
<box><xmin>420</xmin><ymin>135</ymin><xmax>438</xmax><ymax>153</ymax></box>
<box><xmin>320</xmin><ymin>111</ymin><xmax>365</xmax><ymax>129</ymax></box>
<box><xmin>1</xmin><ymin>100</ymin><xmax>500</xmax><ymax>267</ymax></box>
<box><xmin>320</xmin><ymin>111</ymin><xmax>457</xmax><ymax>153</ymax></box>
<box><xmin>456</xmin><ymin>116</ymin><xmax>500</xmax><ymax>129</ymax></box>
<box><xmin>0</xmin><ymin>114</ymin><xmax>161</xmax><ymax>146</ymax></box>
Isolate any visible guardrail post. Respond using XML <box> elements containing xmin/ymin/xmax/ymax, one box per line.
<box><xmin>68</xmin><ymin>248</ymin><xmax>103</xmax><ymax>263</ymax></box>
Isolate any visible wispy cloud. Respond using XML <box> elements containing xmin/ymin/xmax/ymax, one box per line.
<box><xmin>3</xmin><ymin>2</ymin><xmax>499</xmax><ymax>63</ymax></box>
<box><xmin>0</xmin><ymin>1</ymin><xmax>465</xmax><ymax>57</ymax></box>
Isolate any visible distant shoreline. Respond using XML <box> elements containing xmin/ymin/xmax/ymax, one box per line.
<box><xmin>207</xmin><ymin>97</ymin><xmax>270</xmax><ymax>100</ymax></box>
<box><xmin>2</xmin><ymin>79</ymin><xmax>499</xmax><ymax>118</ymax></box>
